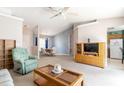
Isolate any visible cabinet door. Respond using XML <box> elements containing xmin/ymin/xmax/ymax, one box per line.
<box><xmin>75</xmin><ymin>54</ymin><xmax>82</xmax><ymax>62</ymax></box>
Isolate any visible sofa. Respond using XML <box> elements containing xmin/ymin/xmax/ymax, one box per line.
<box><xmin>0</xmin><ymin>69</ymin><xmax>14</xmax><ymax>86</ymax></box>
<box><xmin>12</xmin><ymin>48</ymin><xmax>38</xmax><ymax>75</ymax></box>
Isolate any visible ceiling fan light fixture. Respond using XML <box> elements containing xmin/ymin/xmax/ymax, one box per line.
<box><xmin>49</xmin><ymin>7</ymin><xmax>79</xmax><ymax>20</ymax></box>
<box><xmin>49</xmin><ymin>7</ymin><xmax>70</xmax><ymax>19</ymax></box>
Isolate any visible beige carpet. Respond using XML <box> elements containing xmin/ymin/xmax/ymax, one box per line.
<box><xmin>9</xmin><ymin>56</ymin><xmax>124</xmax><ymax>86</ymax></box>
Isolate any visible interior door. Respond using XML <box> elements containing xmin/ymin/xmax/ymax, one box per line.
<box><xmin>110</xmin><ymin>39</ymin><xmax>123</xmax><ymax>59</ymax></box>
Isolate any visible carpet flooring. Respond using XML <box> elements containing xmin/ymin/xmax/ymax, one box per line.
<box><xmin>9</xmin><ymin>56</ymin><xmax>124</xmax><ymax>86</ymax></box>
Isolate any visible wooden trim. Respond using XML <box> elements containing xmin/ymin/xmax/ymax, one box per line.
<box><xmin>108</xmin><ymin>34</ymin><xmax>124</xmax><ymax>39</ymax></box>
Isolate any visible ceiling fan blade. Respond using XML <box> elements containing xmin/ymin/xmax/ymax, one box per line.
<box><xmin>50</xmin><ymin>13</ymin><xmax>60</xmax><ymax>19</ymax></box>
<box><xmin>48</xmin><ymin>7</ymin><xmax>58</xmax><ymax>12</ymax></box>
<box><xmin>49</xmin><ymin>7</ymin><xmax>70</xmax><ymax>19</ymax></box>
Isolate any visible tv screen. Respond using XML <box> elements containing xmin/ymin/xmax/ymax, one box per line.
<box><xmin>84</xmin><ymin>43</ymin><xmax>98</xmax><ymax>53</ymax></box>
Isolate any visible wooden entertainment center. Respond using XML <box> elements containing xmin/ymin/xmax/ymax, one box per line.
<box><xmin>75</xmin><ymin>42</ymin><xmax>105</xmax><ymax>68</ymax></box>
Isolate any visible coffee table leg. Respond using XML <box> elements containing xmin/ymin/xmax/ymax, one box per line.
<box><xmin>81</xmin><ymin>81</ymin><xmax>83</xmax><ymax>86</ymax></box>
<box><xmin>33</xmin><ymin>71</ymin><xmax>36</xmax><ymax>80</ymax></box>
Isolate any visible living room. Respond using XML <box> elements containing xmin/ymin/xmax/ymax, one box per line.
<box><xmin>1</xmin><ymin>7</ymin><xmax>124</xmax><ymax>87</ymax></box>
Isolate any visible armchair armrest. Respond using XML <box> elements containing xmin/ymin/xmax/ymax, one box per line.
<box><xmin>13</xmin><ymin>59</ymin><xmax>25</xmax><ymax>74</ymax></box>
<box><xmin>29</xmin><ymin>56</ymin><xmax>36</xmax><ymax>59</ymax></box>
<box><xmin>14</xmin><ymin>59</ymin><xmax>25</xmax><ymax>63</ymax></box>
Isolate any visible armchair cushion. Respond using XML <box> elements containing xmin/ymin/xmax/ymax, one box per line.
<box><xmin>24</xmin><ymin>59</ymin><xmax>37</xmax><ymax>66</ymax></box>
<box><xmin>12</xmin><ymin>48</ymin><xmax>38</xmax><ymax>74</ymax></box>
<box><xmin>12</xmin><ymin>48</ymin><xmax>29</xmax><ymax>61</ymax></box>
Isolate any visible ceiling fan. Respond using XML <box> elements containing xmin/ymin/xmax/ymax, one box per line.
<box><xmin>49</xmin><ymin>7</ymin><xmax>78</xmax><ymax>19</ymax></box>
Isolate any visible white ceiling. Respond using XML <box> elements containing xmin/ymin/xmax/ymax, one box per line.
<box><xmin>5</xmin><ymin>7</ymin><xmax>124</xmax><ymax>36</ymax></box>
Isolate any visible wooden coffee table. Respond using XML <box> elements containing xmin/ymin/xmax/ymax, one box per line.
<box><xmin>33</xmin><ymin>64</ymin><xmax>84</xmax><ymax>86</ymax></box>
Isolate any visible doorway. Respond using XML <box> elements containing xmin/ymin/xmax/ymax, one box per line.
<box><xmin>107</xmin><ymin>26</ymin><xmax>124</xmax><ymax>69</ymax></box>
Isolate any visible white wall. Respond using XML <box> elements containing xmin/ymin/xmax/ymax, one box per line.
<box><xmin>54</xmin><ymin>28</ymin><xmax>72</xmax><ymax>55</ymax></box>
<box><xmin>31</xmin><ymin>25</ymin><xmax>40</xmax><ymax>59</ymax></box>
<box><xmin>0</xmin><ymin>14</ymin><xmax>23</xmax><ymax>47</ymax></box>
<box><xmin>78</xmin><ymin>17</ymin><xmax>124</xmax><ymax>43</ymax></box>
<box><xmin>23</xmin><ymin>26</ymin><xmax>33</xmax><ymax>54</ymax></box>
<box><xmin>76</xmin><ymin>17</ymin><xmax>124</xmax><ymax>67</ymax></box>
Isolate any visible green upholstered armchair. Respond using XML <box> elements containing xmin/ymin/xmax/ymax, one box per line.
<box><xmin>12</xmin><ymin>48</ymin><xmax>38</xmax><ymax>75</ymax></box>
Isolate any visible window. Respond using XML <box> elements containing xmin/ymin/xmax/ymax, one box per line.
<box><xmin>39</xmin><ymin>38</ymin><xmax>45</xmax><ymax>49</ymax></box>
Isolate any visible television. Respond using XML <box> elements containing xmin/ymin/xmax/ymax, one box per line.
<box><xmin>84</xmin><ymin>43</ymin><xmax>99</xmax><ymax>53</ymax></box>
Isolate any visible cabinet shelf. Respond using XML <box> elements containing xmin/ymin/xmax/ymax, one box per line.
<box><xmin>0</xmin><ymin>40</ymin><xmax>16</xmax><ymax>69</ymax></box>
<box><xmin>83</xmin><ymin>52</ymin><xmax>99</xmax><ymax>56</ymax></box>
